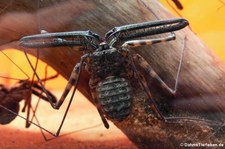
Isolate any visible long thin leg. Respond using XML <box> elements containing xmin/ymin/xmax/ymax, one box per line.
<box><xmin>121</xmin><ymin>33</ymin><xmax>182</xmax><ymax>94</ymax></box>
<box><xmin>31</xmin><ymin>85</ymin><xmax>57</xmax><ymax>103</ymax></box>
<box><xmin>129</xmin><ymin>35</ymin><xmax>184</xmax><ymax>119</ymax></box>
<box><xmin>54</xmin><ymin>57</ymin><xmax>88</xmax><ymax>136</ymax></box>
<box><xmin>126</xmin><ymin>51</ymin><xmax>165</xmax><ymax>120</ymax></box>
<box><xmin>131</xmin><ymin>54</ymin><xmax>223</xmax><ymax>125</ymax></box>
<box><xmin>119</xmin><ymin>34</ymin><xmax>178</xmax><ymax>120</ymax></box>
<box><xmin>29</xmin><ymin>66</ymin><xmax>59</xmax><ymax>128</ymax></box>
<box><xmin>24</xmin><ymin>49</ymin><xmax>86</xmax><ymax>109</ymax></box>
<box><xmin>129</xmin><ymin>37</ymin><xmax>222</xmax><ymax>125</ymax></box>
<box><xmin>135</xmin><ymin>71</ymin><xmax>165</xmax><ymax>120</ymax></box>
<box><xmin>40</xmin><ymin>60</ymin><xmax>83</xmax><ymax>136</ymax></box>
<box><xmin>24</xmin><ymin>50</ymin><xmax>40</xmax><ymax>128</ymax></box>
<box><xmin>53</xmin><ymin>62</ymin><xmax>81</xmax><ymax>109</ymax></box>
<box><xmin>24</xmin><ymin>49</ymin><xmax>90</xmax><ymax>136</ymax></box>
<box><xmin>133</xmin><ymin>54</ymin><xmax>177</xmax><ymax>94</ymax></box>
<box><xmin>23</xmin><ymin>49</ymin><xmax>57</xmax><ymax>107</ymax></box>
<box><xmin>122</xmin><ymin>32</ymin><xmax>176</xmax><ymax>48</ymax></box>
<box><xmin>131</xmin><ymin>36</ymin><xmax>186</xmax><ymax>95</ymax></box>
<box><xmin>89</xmin><ymin>77</ymin><xmax>109</xmax><ymax>128</ymax></box>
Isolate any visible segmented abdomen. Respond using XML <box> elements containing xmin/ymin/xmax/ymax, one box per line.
<box><xmin>96</xmin><ymin>76</ymin><xmax>132</xmax><ymax>121</ymax></box>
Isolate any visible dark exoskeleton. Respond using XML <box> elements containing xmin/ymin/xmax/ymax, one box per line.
<box><xmin>20</xmin><ymin>18</ymin><xmax>189</xmax><ymax>136</ymax></box>
<box><xmin>0</xmin><ymin>76</ymin><xmax>57</xmax><ymax>127</ymax></box>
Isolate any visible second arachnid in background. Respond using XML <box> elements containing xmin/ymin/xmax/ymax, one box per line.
<box><xmin>0</xmin><ymin>75</ymin><xmax>57</xmax><ymax>127</ymax></box>
<box><xmin>167</xmin><ymin>0</ymin><xmax>183</xmax><ymax>10</ymax></box>
<box><xmin>20</xmin><ymin>18</ymin><xmax>203</xmax><ymax>136</ymax></box>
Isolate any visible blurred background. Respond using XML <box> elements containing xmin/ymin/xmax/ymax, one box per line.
<box><xmin>1</xmin><ymin>0</ymin><xmax>225</xmax><ymax>87</ymax></box>
<box><xmin>160</xmin><ymin>0</ymin><xmax>225</xmax><ymax>61</ymax></box>
<box><xmin>0</xmin><ymin>0</ymin><xmax>224</xmax><ymax>148</ymax></box>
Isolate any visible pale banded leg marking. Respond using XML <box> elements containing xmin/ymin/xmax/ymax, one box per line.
<box><xmin>54</xmin><ymin>63</ymin><xmax>80</xmax><ymax>108</ymax></box>
<box><xmin>48</xmin><ymin>54</ymin><xmax>89</xmax><ymax>136</ymax></box>
<box><xmin>53</xmin><ymin>60</ymin><xmax>84</xmax><ymax>136</ymax></box>
<box><xmin>131</xmin><ymin>35</ymin><xmax>185</xmax><ymax>95</ymax></box>
<box><xmin>122</xmin><ymin>33</ymin><xmax>176</xmax><ymax>48</ymax></box>
<box><xmin>129</xmin><ymin>54</ymin><xmax>165</xmax><ymax>120</ymax></box>
<box><xmin>133</xmin><ymin>54</ymin><xmax>177</xmax><ymax>94</ymax></box>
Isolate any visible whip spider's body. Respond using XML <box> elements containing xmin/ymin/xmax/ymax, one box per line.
<box><xmin>20</xmin><ymin>18</ymin><xmax>192</xmax><ymax>136</ymax></box>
